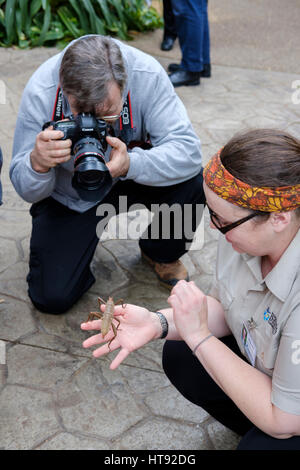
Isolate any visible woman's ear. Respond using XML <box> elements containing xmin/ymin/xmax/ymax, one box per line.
<box><xmin>270</xmin><ymin>212</ymin><xmax>292</xmax><ymax>232</ymax></box>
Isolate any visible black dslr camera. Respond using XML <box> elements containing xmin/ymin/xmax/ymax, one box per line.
<box><xmin>43</xmin><ymin>113</ymin><xmax>113</xmax><ymax>202</ymax></box>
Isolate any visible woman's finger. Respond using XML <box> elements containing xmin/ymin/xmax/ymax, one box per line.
<box><xmin>110</xmin><ymin>348</ymin><xmax>130</xmax><ymax>370</ymax></box>
<box><xmin>92</xmin><ymin>341</ymin><xmax>119</xmax><ymax>358</ymax></box>
<box><xmin>171</xmin><ymin>281</ymin><xmax>193</xmax><ymax>304</ymax></box>
<box><xmin>200</xmin><ymin>295</ymin><xmax>209</xmax><ymax>320</ymax></box>
<box><xmin>82</xmin><ymin>332</ymin><xmax>108</xmax><ymax>348</ymax></box>
<box><xmin>81</xmin><ymin>319</ymin><xmax>102</xmax><ymax>330</ymax></box>
<box><xmin>167</xmin><ymin>294</ymin><xmax>182</xmax><ymax>312</ymax></box>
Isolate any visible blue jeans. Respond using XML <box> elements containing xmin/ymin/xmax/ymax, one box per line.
<box><xmin>171</xmin><ymin>0</ymin><xmax>210</xmax><ymax>72</ymax></box>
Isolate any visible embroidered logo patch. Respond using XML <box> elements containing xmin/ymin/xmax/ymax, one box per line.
<box><xmin>263</xmin><ymin>307</ymin><xmax>277</xmax><ymax>334</ymax></box>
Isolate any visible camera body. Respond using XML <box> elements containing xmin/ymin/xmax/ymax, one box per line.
<box><xmin>45</xmin><ymin>113</ymin><xmax>113</xmax><ymax>202</ymax></box>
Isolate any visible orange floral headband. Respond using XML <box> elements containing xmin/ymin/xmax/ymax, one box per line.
<box><xmin>203</xmin><ymin>150</ymin><xmax>300</xmax><ymax>212</ymax></box>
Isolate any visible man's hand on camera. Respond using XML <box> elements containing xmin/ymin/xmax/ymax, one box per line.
<box><xmin>106</xmin><ymin>135</ymin><xmax>130</xmax><ymax>178</ymax></box>
<box><xmin>30</xmin><ymin>126</ymin><xmax>72</xmax><ymax>173</ymax></box>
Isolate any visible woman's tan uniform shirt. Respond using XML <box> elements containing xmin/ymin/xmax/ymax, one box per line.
<box><xmin>211</xmin><ymin>229</ymin><xmax>300</xmax><ymax>415</ymax></box>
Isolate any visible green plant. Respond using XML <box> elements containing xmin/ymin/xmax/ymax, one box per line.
<box><xmin>0</xmin><ymin>0</ymin><xmax>163</xmax><ymax>48</ymax></box>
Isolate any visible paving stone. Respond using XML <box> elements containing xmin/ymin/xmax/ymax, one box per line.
<box><xmin>118</xmin><ymin>340</ymin><xmax>165</xmax><ymax>372</ymax></box>
<box><xmin>0</xmin><ymin>385</ymin><xmax>60</xmax><ymax>450</ymax></box>
<box><xmin>144</xmin><ymin>385</ymin><xmax>209</xmax><ymax>424</ymax></box>
<box><xmin>56</xmin><ymin>360</ymin><xmax>147</xmax><ymax>439</ymax></box>
<box><xmin>116</xmin><ymin>363</ymin><xmax>169</xmax><ymax>395</ymax></box>
<box><xmin>100</xmin><ymin>239</ymin><xmax>160</xmax><ymax>286</ymax></box>
<box><xmin>207</xmin><ymin>421</ymin><xmax>241</xmax><ymax>451</ymax></box>
<box><xmin>0</xmin><ymin>261</ymin><xmax>31</xmax><ymax>302</ymax></box>
<box><xmin>6</xmin><ymin>344</ymin><xmax>87</xmax><ymax>390</ymax></box>
<box><xmin>0</xmin><ymin>297</ymin><xmax>35</xmax><ymax>341</ymax></box>
<box><xmin>90</xmin><ymin>243</ymin><xmax>130</xmax><ymax>296</ymax></box>
<box><xmin>36</xmin><ymin>431</ymin><xmax>110</xmax><ymax>450</ymax></box>
<box><xmin>0</xmin><ymin>238</ymin><xmax>19</xmax><ymax>273</ymax></box>
<box><xmin>0</xmin><ymin>210</ymin><xmax>31</xmax><ymax>240</ymax></box>
<box><xmin>113</xmin><ymin>416</ymin><xmax>212</xmax><ymax>450</ymax></box>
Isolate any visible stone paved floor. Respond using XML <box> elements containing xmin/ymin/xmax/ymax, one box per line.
<box><xmin>1</xmin><ymin>4</ymin><xmax>300</xmax><ymax>451</ymax></box>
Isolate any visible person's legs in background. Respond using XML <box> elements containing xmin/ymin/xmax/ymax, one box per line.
<box><xmin>169</xmin><ymin>0</ymin><xmax>211</xmax><ymax>86</ymax></box>
<box><xmin>161</xmin><ymin>0</ymin><xmax>177</xmax><ymax>51</ymax></box>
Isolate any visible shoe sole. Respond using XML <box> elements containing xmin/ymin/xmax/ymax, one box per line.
<box><xmin>173</xmin><ymin>80</ymin><xmax>200</xmax><ymax>87</ymax></box>
<box><xmin>141</xmin><ymin>251</ymin><xmax>189</xmax><ymax>290</ymax></box>
<box><xmin>168</xmin><ymin>66</ymin><xmax>211</xmax><ymax>78</ymax></box>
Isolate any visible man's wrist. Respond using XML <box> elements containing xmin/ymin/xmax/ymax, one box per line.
<box><xmin>30</xmin><ymin>151</ymin><xmax>50</xmax><ymax>173</ymax></box>
<box><xmin>121</xmin><ymin>152</ymin><xmax>130</xmax><ymax>177</ymax></box>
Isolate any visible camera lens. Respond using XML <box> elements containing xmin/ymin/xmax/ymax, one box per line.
<box><xmin>72</xmin><ymin>137</ymin><xmax>112</xmax><ymax>202</ymax></box>
<box><xmin>77</xmin><ymin>170</ymin><xmax>105</xmax><ymax>185</ymax></box>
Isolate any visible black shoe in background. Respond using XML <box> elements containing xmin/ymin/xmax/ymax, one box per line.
<box><xmin>169</xmin><ymin>70</ymin><xmax>201</xmax><ymax>87</ymax></box>
<box><xmin>168</xmin><ymin>63</ymin><xmax>211</xmax><ymax>77</ymax></box>
<box><xmin>161</xmin><ymin>36</ymin><xmax>176</xmax><ymax>51</ymax></box>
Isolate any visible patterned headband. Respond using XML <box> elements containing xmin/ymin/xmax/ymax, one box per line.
<box><xmin>203</xmin><ymin>150</ymin><xmax>300</xmax><ymax>212</ymax></box>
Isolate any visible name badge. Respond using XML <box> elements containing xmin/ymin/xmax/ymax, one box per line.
<box><xmin>241</xmin><ymin>323</ymin><xmax>257</xmax><ymax>366</ymax></box>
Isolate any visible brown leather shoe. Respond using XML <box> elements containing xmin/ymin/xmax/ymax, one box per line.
<box><xmin>141</xmin><ymin>251</ymin><xmax>189</xmax><ymax>290</ymax></box>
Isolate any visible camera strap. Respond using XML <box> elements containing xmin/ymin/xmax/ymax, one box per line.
<box><xmin>52</xmin><ymin>86</ymin><xmax>64</xmax><ymax>121</ymax></box>
<box><xmin>51</xmin><ymin>86</ymin><xmax>134</xmax><ymax>146</ymax></box>
<box><xmin>118</xmin><ymin>92</ymin><xmax>134</xmax><ymax>146</ymax></box>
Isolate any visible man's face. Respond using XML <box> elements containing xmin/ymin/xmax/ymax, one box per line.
<box><xmin>67</xmin><ymin>81</ymin><xmax>123</xmax><ymax>124</ymax></box>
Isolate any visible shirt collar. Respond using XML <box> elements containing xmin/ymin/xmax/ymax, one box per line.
<box><xmin>242</xmin><ymin>229</ymin><xmax>300</xmax><ymax>301</ymax></box>
<box><xmin>264</xmin><ymin>228</ymin><xmax>300</xmax><ymax>301</ymax></box>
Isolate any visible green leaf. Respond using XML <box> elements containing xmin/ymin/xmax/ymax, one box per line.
<box><xmin>57</xmin><ymin>6</ymin><xmax>81</xmax><ymax>38</ymax></box>
<box><xmin>81</xmin><ymin>0</ymin><xmax>97</xmax><ymax>32</ymax></box>
<box><xmin>18</xmin><ymin>0</ymin><xmax>28</xmax><ymax>32</ymax></box>
<box><xmin>95</xmin><ymin>0</ymin><xmax>114</xmax><ymax>28</ymax></box>
<box><xmin>30</xmin><ymin>0</ymin><xmax>42</xmax><ymax>19</ymax></box>
<box><xmin>94</xmin><ymin>16</ymin><xmax>106</xmax><ymax>35</ymax></box>
<box><xmin>0</xmin><ymin>8</ymin><xmax>5</xmax><ymax>26</ymax></box>
<box><xmin>36</xmin><ymin>0</ymin><xmax>51</xmax><ymax>45</ymax></box>
<box><xmin>5</xmin><ymin>0</ymin><xmax>17</xmax><ymax>45</ymax></box>
<box><xmin>69</xmin><ymin>0</ymin><xmax>90</xmax><ymax>33</ymax></box>
<box><xmin>108</xmin><ymin>0</ymin><xmax>125</xmax><ymax>24</ymax></box>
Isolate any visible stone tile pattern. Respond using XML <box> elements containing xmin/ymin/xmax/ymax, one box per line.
<box><xmin>0</xmin><ymin>37</ymin><xmax>299</xmax><ymax>450</ymax></box>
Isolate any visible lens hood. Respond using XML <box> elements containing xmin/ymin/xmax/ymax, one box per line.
<box><xmin>72</xmin><ymin>137</ymin><xmax>112</xmax><ymax>202</ymax></box>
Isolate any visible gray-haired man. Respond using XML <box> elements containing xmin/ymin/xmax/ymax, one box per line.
<box><xmin>10</xmin><ymin>35</ymin><xmax>205</xmax><ymax>314</ymax></box>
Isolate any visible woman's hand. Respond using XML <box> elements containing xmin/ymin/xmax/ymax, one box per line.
<box><xmin>167</xmin><ymin>280</ymin><xmax>210</xmax><ymax>348</ymax></box>
<box><xmin>81</xmin><ymin>303</ymin><xmax>161</xmax><ymax>369</ymax></box>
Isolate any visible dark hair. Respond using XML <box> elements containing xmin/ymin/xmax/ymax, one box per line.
<box><xmin>220</xmin><ymin>129</ymin><xmax>300</xmax><ymax>218</ymax></box>
<box><xmin>59</xmin><ymin>36</ymin><xmax>127</xmax><ymax>113</ymax></box>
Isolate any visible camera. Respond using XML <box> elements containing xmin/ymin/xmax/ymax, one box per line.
<box><xmin>44</xmin><ymin>113</ymin><xmax>113</xmax><ymax>202</ymax></box>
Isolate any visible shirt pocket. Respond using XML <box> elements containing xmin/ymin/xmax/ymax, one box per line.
<box><xmin>256</xmin><ymin>327</ymin><xmax>279</xmax><ymax>372</ymax></box>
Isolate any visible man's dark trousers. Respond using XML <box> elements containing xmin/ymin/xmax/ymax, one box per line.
<box><xmin>27</xmin><ymin>170</ymin><xmax>205</xmax><ymax>314</ymax></box>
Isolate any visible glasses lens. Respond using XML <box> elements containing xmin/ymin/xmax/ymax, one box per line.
<box><xmin>208</xmin><ymin>207</ymin><xmax>221</xmax><ymax>228</ymax></box>
<box><xmin>101</xmin><ymin>114</ymin><xmax>120</xmax><ymax>124</ymax></box>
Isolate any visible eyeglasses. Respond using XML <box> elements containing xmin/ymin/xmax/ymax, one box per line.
<box><xmin>207</xmin><ymin>204</ymin><xmax>262</xmax><ymax>234</ymax></box>
<box><xmin>100</xmin><ymin>113</ymin><xmax>122</xmax><ymax>124</ymax></box>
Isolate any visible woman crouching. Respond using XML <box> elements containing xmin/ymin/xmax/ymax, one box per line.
<box><xmin>82</xmin><ymin>129</ymin><xmax>300</xmax><ymax>450</ymax></box>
